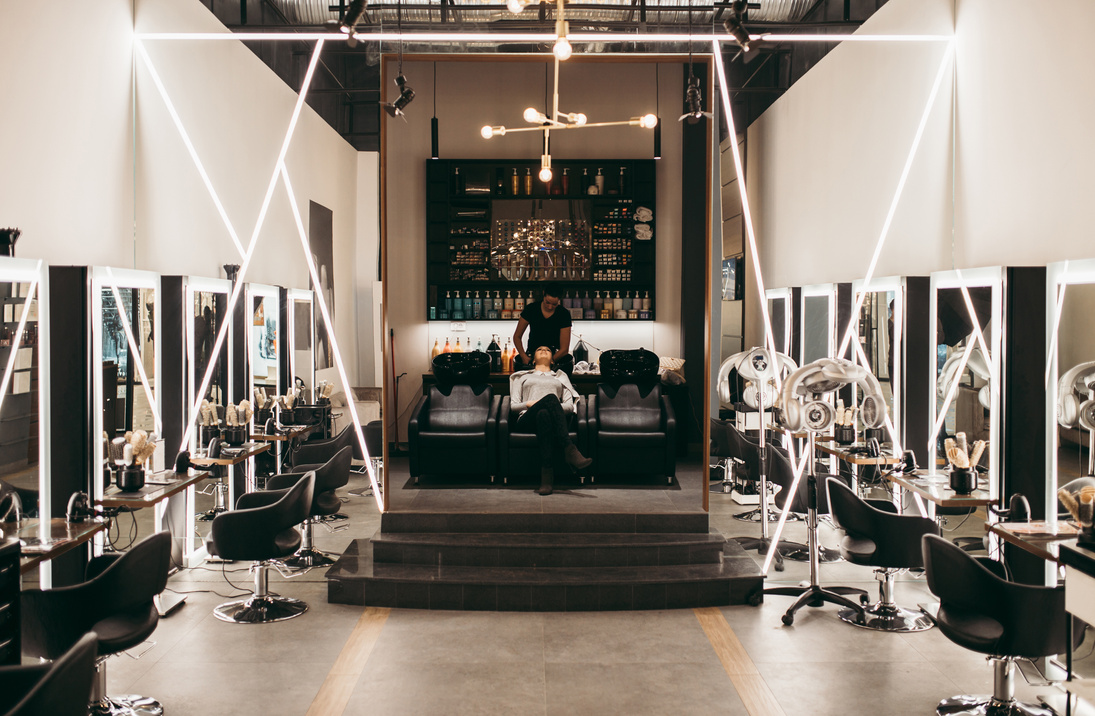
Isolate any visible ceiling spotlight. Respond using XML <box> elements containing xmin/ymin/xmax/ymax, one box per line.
<box><xmin>539</xmin><ymin>154</ymin><xmax>553</xmax><ymax>183</ymax></box>
<box><xmin>385</xmin><ymin>74</ymin><xmax>415</xmax><ymax>119</ymax></box>
<box><xmin>506</xmin><ymin>0</ymin><xmax>532</xmax><ymax>13</ymax></box>
<box><xmin>723</xmin><ymin>0</ymin><xmax>753</xmax><ymax>52</ymax></box>
<box><xmin>481</xmin><ymin>125</ymin><xmax>506</xmax><ymax>139</ymax></box>
<box><xmin>339</xmin><ymin>0</ymin><xmax>368</xmax><ymax>34</ymax></box>
<box><xmin>679</xmin><ymin>75</ymin><xmax>712</xmax><ymax>124</ymax></box>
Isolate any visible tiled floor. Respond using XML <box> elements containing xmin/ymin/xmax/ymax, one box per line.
<box><xmin>88</xmin><ymin>465</ymin><xmax>1087</xmax><ymax>716</ymax></box>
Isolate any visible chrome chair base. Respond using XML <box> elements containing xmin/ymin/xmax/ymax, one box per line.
<box><xmin>936</xmin><ymin>695</ymin><xmax>1055</xmax><ymax>716</ymax></box>
<box><xmin>91</xmin><ymin>695</ymin><xmax>164</xmax><ymax>716</ymax></box>
<box><xmin>839</xmin><ymin>602</ymin><xmax>934</xmax><ymax>632</ymax></box>
<box><xmin>214</xmin><ymin>595</ymin><xmax>308</xmax><ymax>624</ymax></box>
<box><xmin>283</xmin><ymin>547</ymin><xmax>336</xmax><ymax>568</ymax></box>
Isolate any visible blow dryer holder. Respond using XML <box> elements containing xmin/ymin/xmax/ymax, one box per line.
<box><xmin>833</xmin><ymin>425</ymin><xmax>855</xmax><ymax>445</ymax></box>
<box><xmin>116</xmin><ymin>465</ymin><xmax>146</xmax><ymax>492</ymax></box>
<box><xmin>223</xmin><ymin>425</ymin><xmax>248</xmax><ymax>446</ymax></box>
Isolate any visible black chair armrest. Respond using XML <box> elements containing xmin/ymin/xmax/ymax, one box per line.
<box><xmin>236</xmin><ymin>487</ymin><xmax>292</xmax><ymax>510</ymax></box>
<box><xmin>576</xmin><ymin>395</ymin><xmax>589</xmax><ymax>455</ymax></box>
<box><xmin>487</xmin><ymin>395</ymin><xmax>501</xmax><ymax>477</ymax></box>
<box><xmin>585</xmin><ymin>394</ymin><xmax>598</xmax><ymax>461</ymax></box>
<box><xmin>408</xmin><ymin>394</ymin><xmax>429</xmax><ymax>477</ymax></box>
<box><xmin>266</xmin><ymin>472</ymin><xmax>308</xmax><ymax>491</ymax></box>
<box><xmin>498</xmin><ymin>399</ymin><xmax>512</xmax><ymax>477</ymax></box>
<box><xmin>662</xmin><ymin>394</ymin><xmax>677</xmax><ymax>475</ymax></box>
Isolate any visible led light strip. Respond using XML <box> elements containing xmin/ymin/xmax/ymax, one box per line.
<box><xmin>761</xmin><ymin>433</ymin><xmax>812</xmax><ymax>574</ymax></box>
<box><xmin>135</xmin><ymin>31</ymin><xmax>951</xmax><ymax>44</ymax></box>
<box><xmin>135</xmin><ymin>41</ymin><xmax>247</xmax><ymax>259</ymax></box>
<box><xmin>928</xmin><ymin>333</ymin><xmax>978</xmax><ymax>448</ymax></box>
<box><xmin>178</xmin><ymin>39</ymin><xmax>326</xmax><ymax>455</ymax></box>
<box><xmin>1045</xmin><ymin>262</ymin><xmax>1069</xmax><ymax>387</ymax></box>
<box><xmin>0</xmin><ymin>267</ymin><xmax>41</xmax><ymax>420</ymax></box>
<box><xmin>835</xmin><ymin>41</ymin><xmax>954</xmax><ymax>360</ymax></box>
<box><xmin>102</xmin><ymin>267</ymin><xmax>163</xmax><ymax>436</ymax></box>
<box><xmin>280</xmin><ymin>164</ymin><xmax>382</xmax><ymax>509</ymax></box>
<box><xmin>955</xmin><ymin>273</ymin><xmax>997</xmax><ymax>383</ymax></box>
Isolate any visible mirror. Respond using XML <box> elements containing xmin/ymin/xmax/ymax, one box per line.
<box><xmin>288</xmin><ymin>289</ymin><xmax>315</xmax><ymax>403</ymax></box>
<box><xmin>765</xmin><ymin>288</ymin><xmax>792</xmax><ymax>356</ymax></box>
<box><xmin>852</xmin><ymin>277</ymin><xmax>902</xmax><ymax>443</ymax></box>
<box><xmin>247</xmin><ymin>284</ymin><xmax>281</xmax><ymax>403</ymax></box>
<box><xmin>0</xmin><ymin>258</ymin><xmax>48</xmax><ymax>527</ymax></box>
<box><xmin>801</xmin><ymin>284</ymin><xmax>835</xmax><ymax>365</ymax></box>
<box><xmin>91</xmin><ymin>267</ymin><xmax>161</xmax><ymax>503</ymax></box>
<box><xmin>929</xmin><ymin>268</ymin><xmax>1003</xmax><ymax>492</ymax></box>
<box><xmin>1047</xmin><ymin>259</ymin><xmax>1095</xmax><ymax>534</ymax></box>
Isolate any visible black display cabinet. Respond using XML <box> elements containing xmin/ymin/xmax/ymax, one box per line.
<box><xmin>426</xmin><ymin>159</ymin><xmax>657</xmax><ymax>322</ymax></box>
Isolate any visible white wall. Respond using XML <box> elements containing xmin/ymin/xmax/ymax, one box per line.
<box><xmin>356</xmin><ymin>152</ymin><xmax>382</xmax><ymax>388</ymax></box>
<box><xmin>0</xmin><ymin>0</ymin><xmax>135</xmax><ymax>265</ymax></box>
<box><xmin>384</xmin><ymin>58</ymin><xmax>686</xmax><ymax>434</ymax></box>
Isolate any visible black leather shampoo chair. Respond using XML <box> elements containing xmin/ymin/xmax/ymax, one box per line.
<box><xmin>408</xmin><ymin>384</ymin><xmax>500</xmax><ymax>483</ymax></box>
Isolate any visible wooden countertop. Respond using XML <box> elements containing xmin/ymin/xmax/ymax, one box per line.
<box><xmin>0</xmin><ymin>518</ymin><xmax>108</xmax><ymax>574</ymax></box>
<box><xmin>98</xmin><ymin>469</ymin><xmax>210</xmax><ymax>509</ymax></box>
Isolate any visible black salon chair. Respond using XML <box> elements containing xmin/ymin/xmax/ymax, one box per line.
<box><xmin>827</xmin><ymin>477</ymin><xmax>939</xmax><ymax>632</ymax></box>
<box><xmin>0</xmin><ymin>632</ymin><xmax>98</xmax><ymax>716</ymax></box>
<box><xmin>289</xmin><ymin>423</ymin><xmax>354</xmax><ymax>471</ymax></box>
<box><xmin>497</xmin><ymin>397</ymin><xmax>587</xmax><ymax>484</ymax></box>
<box><xmin>408</xmin><ymin>384</ymin><xmax>500</xmax><ymax>483</ymax></box>
<box><xmin>209</xmin><ymin>472</ymin><xmax>315</xmax><ymax>624</ymax></box>
<box><xmin>266</xmin><ymin>445</ymin><xmax>352</xmax><ymax>568</ymax></box>
<box><xmin>587</xmin><ymin>383</ymin><xmax>676</xmax><ymax>484</ymax></box>
<box><xmin>922</xmin><ymin>533</ymin><xmax>1081</xmax><ymax>715</ymax></box>
<box><xmin>21</xmin><ymin>531</ymin><xmax>172</xmax><ymax>716</ymax></box>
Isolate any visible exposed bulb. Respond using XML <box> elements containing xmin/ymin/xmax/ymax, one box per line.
<box><xmin>566</xmin><ymin>112</ymin><xmax>587</xmax><ymax>126</ymax></box>
<box><xmin>524</xmin><ymin>107</ymin><xmax>542</xmax><ymax>123</ymax></box>
<box><xmin>640</xmin><ymin>113</ymin><xmax>658</xmax><ymax>129</ymax></box>
<box><xmin>553</xmin><ymin>37</ymin><xmax>572</xmax><ymax>61</ymax></box>
<box><xmin>507</xmin><ymin>0</ymin><xmax>524</xmax><ymax>12</ymax></box>
<box><xmin>539</xmin><ymin>166</ymin><xmax>553</xmax><ymax>182</ymax></box>
<box><xmin>480</xmin><ymin>125</ymin><xmax>494</xmax><ymax>139</ymax></box>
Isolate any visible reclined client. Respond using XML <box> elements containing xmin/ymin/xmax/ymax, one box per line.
<box><xmin>510</xmin><ymin>346</ymin><xmax>593</xmax><ymax>495</ymax></box>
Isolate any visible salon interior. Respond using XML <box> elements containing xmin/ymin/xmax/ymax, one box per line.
<box><xmin>2</xmin><ymin>0</ymin><xmax>1095</xmax><ymax>714</ymax></box>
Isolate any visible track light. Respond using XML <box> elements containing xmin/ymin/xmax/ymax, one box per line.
<box><xmin>539</xmin><ymin>154</ymin><xmax>553</xmax><ymax>183</ymax></box>
<box><xmin>679</xmin><ymin>75</ymin><xmax>712</xmax><ymax>124</ymax></box>
<box><xmin>723</xmin><ymin>0</ymin><xmax>753</xmax><ymax>52</ymax></box>
<box><xmin>385</xmin><ymin>74</ymin><xmax>415</xmax><ymax>119</ymax></box>
<box><xmin>339</xmin><ymin>0</ymin><xmax>367</xmax><ymax>34</ymax></box>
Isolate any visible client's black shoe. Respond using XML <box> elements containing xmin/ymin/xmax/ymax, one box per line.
<box><xmin>564</xmin><ymin>444</ymin><xmax>593</xmax><ymax>472</ymax></box>
<box><xmin>537</xmin><ymin>466</ymin><xmax>554</xmax><ymax>495</ymax></box>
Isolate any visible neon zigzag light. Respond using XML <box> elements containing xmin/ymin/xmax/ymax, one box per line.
<box><xmin>714</xmin><ymin>38</ymin><xmax>954</xmax><ymax>573</ymax></box>
<box><xmin>103</xmin><ymin>267</ymin><xmax>163</xmax><ymax>436</ymax></box>
<box><xmin>0</xmin><ymin>266</ymin><xmax>42</xmax><ymax>422</ymax></box>
<box><xmin>140</xmin><ymin>38</ymin><xmax>383</xmax><ymax>507</ymax></box>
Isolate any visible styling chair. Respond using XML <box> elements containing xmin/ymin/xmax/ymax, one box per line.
<box><xmin>409</xmin><ymin>352</ymin><xmax>500</xmax><ymax>484</ymax></box>
<box><xmin>922</xmin><ymin>533</ymin><xmax>1080</xmax><ymax>715</ymax></box>
<box><xmin>288</xmin><ymin>423</ymin><xmax>354</xmax><ymax>471</ymax></box>
<box><xmin>0</xmin><ymin>632</ymin><xmax>98</xmax><ymax>716</ymax></box>
<box><xmin>497</xmin><ymin>396</ymin><xmax>587</xmax><ymax>484</ymax></box>
<box><xmin>21</xmin><ymin>531</ymin><xmax>172</xmax><ymax>716</ymax></box>
<box><xmin>265</xmin><ymin>446</ymin><xmax>352</xmax><ymax>568</ymax></box>
<box><xmin>351</xmin><ymin>420</ymin><xmax>384</xmax><ymax>475</ymax></box>
<box><xmin>209</xmin><ymin>473</ymin><xmax>316</xmax><ymax>623</ymax></box>
<box><xmin>587</xmin><ymin>349</ymin><xmax>676</xmax><ymax>484</ymax></box>
<box><xmin>826</xmin><ymin>477</ymin><xmax>939</xmax><ymax>631</ymax></box>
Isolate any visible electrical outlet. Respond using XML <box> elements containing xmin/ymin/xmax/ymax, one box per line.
<box><xmin>451</xmin><ymin>321</ymin><xmax>467</xmax><ymax>331</ymax></box>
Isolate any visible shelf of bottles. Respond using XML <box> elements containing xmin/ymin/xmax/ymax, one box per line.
<box><xmin>0</xmin><ymin>282</ymin><xmax>39</xmax><ymax>471</ymax></box>
<box><xmin>426</xmin><ymin>159</ymin><xmax>656</xmax><ymax>322</ymax></box>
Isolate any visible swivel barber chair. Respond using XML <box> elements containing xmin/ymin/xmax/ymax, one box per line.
<box><xmin>266</xmin><ymin>446</ymin><xmax>352</xmax><ymax>568</ymax></box>
<box><xmin>209</xmin><ymin>473</ymin><xmax>315</xmax><ymax>623</ymax></box>
<box><xmin>21</xmin><ymin>531</ymin><xmax>172</xmax><ymax>716</ymax></box>
<box><xmin>587</xmin><ymin>349</ymin><xmax>676</xmax><ymax>484</ymax></box>
<box><xmin>922</xmin><ymin>534</ymin><xmax>1080</xmax><ymax>715</ymax></box>
<box><xmin>289</xmin><ymin>423</ymin><xmax>354</xmax><ymax>471</ymax></box>
<box><xmin>827</xmin><ymin>478</ymin><xmax>939</xmax><ymax>632</ymax></box>
<box><xmin>0</xmin><ymin>632</ymin><xmax>98</xmax><ymax>716</ymax></box>
<box><xmin>497</xmin><ymin>397</ymin><xmax>587</xmax><ymax>484</ymax></box>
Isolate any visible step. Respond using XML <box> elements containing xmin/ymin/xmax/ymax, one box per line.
<box><xmin>371</xmin><ymin>532</ymin><xmax>729</xmax><ymax>568</ymax></box>
<box><xmin>326</xmin><ymin>538</ymin><xmax>764</xmax><ymax>611</ymax></box>
<box><xmin>380</xmin><ymin>511</ymin><xmax>710</xmax><ymax>535</ymax></box>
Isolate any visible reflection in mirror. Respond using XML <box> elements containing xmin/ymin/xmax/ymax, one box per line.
<box><xmin>185</xmin><ymin>278</ymin><xmax>231</xmax><ymax>450</ymax></box>
<box><xmin>801</xmin><ymin>285</ymin><xmax>834</xmax><ymax>364</ymax></box>
<box><xmin>1047</xmin><ymin>260</ymin><xmax>1095</xmax><ymax>542</ymax></box>
<box><xmin>247</xmin><ymin>285</ymin><xmax>281</xmax><ymax>403</ymax></box>
<box><xmin>852</xmin><ymin>278</ymin><xmax>902</xmax><ymax>441</ymax></box>
<box><xmin>0</xmin><ymin>259</ymin><xmax>47</xmax><ymax>526</ymax></box>
<box><xmin>929</xmin><ymin>269</ymin><xmax>1002</xmax><ymax>494</ymax></box>
<box><xmin>92</xmin><ymin>268</ymin><xmax>161</xmax><ymax>503</ymax></box>
<box><xmin>287</xmin><ymin>289</ymin><xmax>315</xmax><ymax>402</ymax></box>
<box><xmin>765</xmin><ymin>288</ymin><xmax>791</xmax><ymax>356</ymax></box>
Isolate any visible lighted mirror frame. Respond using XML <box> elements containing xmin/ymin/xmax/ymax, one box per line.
<box><xmin>287</xmin><ymin>288</ymin><xmax>315</xmax><ymax>399</ymax></box>
<box><xmin>1044</xmin><ymin>258</ymin><xmax>1095</xmax><ymax>534</ymax></box>
<box><xmin>246</xmin><ymin>283</ymin><xmax>282</xmax><ymax>406</ymax></box>
<box><xmin>765</xmin><ymin>287</ymin><xmax>793</xmax><ymax>357</ymax></box>
<box><xmin>799</xmin><ymin>283</ymin><xmax>836</xmax><ymax>365</ymax></box>
<box><xmin>927</xmin><ymin>267</ymin><xmax>1003</xmax><ymax>495</ymax></box>
<box><xmin>851</xmin><ymin>275</ymin><xmax>904</xmax><ymax>453</ymax></box>
<box><xmin>0</xmin><ymin>259</ymin><xmax>51</xmax><ymax>538</ymax></box>
<box><xmin>90</xmin><ymin>267</ymin><xmax>162</xmax><ymax>508</ymax></box>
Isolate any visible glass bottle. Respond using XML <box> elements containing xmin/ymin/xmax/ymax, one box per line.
<box><xmin>524</xmin><ymin>168</ymin><xmax>532</xmax><ymax>196</ymax></box>
<box><xmin>443</xmin><ymin>290</ymin><xmax>453</xmax><ymax>314</ymax></box>
<box><xmin>595</xmin><ymin>168</ymin><xmax>605</xmax><ymax>193</ymax></box>
<box><xmin>504</xmin><ymin>290</ymin><xmax>514</xmax><ymax>311</ymax></box>
<box><xmin>430</xmin><ymin>339</ymin><xmax>441</xmax><ymax>370</ymax></box>
<box><xmin>514</xmin><ymin>291</ymin><xmax>526</xmax><ymax>313</ymax></box>
<box><xmin>561</xmin><ymin>168</ymin><xmax>570</xmax><ymax>195</ymax></box>
<box><xmin>452</xmin><ymin>291</ymin><xmax>465</xmax><ymax>320</ymax></box>
<box><xmin>487</xmin><ymin>335</ymin><xmax>502</xmax><ymax>372</ymax></box>
<box><xmin>463</xmin><ymin>292</ymin><xmax>473</xmax><ymax>315</ymax></box>
<box><xmin>511</xmin><ymin>168</ymin><xmax>519</xmax><ymax>196</ymax></box>
<box><xmin>443</xmin><ymin>337</ymin><xmax>452</xmax><ymax>353</ymax></box>
<box><xmin>472</xmin><ymin>291</ymin><xmax>482</xmax><ymax>319</ymax></box>
<box><xmin>494</xmin><ymin>290</ymin><xmax>504</xmax><ymax>312</ymax></box>
<box><xmin>454</xmin><ymin>337</ymin><xmax>463</xmax><ymax>353</ymax></box>
<box><xmin>476</xmin><ymin>336</ymin><xmax>483</xmax><ymax>352</ymax></box>
<box><xmin>502</xmin><ymin>339</ymin><xmax>513</xmax><ymax>373</ymax></box>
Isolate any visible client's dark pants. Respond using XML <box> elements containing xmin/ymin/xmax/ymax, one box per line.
<box><xmin>515</xmin><ymin>394</ymin><xmax>573</xmax><ymax>469</ymax></box>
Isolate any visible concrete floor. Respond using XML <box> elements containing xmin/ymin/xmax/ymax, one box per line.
<box><xmin>82</xmin><ymin>465</ymin><xmax>1091</xmax><ymax>716</ymax></box>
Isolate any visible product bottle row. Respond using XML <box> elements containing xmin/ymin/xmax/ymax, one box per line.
<box><xmin>429</xmin><ymin>287</ymin><xmax>654</xmax><ymax>321</ymax></box>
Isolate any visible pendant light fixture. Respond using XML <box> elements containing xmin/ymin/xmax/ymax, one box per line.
<box><xmin>481</xmin><ymin>0</ymin><xmax>658</xmax><ymax>183</ymax></box>
<box><xmin>430</xmin><ymin>62</ymin><xmax>439</xmax><ymax>158</ymax></box>
<box><xmin>384</xmin><ymin>2</ymin><xmax>415</xmax><ymax>121</ymax></box>
<box><xmin>679</xmin><ymin>4</ymin><xmax>712</xmax><ymax>125</ymax></box>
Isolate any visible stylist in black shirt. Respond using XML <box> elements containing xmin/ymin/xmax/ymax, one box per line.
<box><xmin>513</xmin><ymin>284</ymin><xmax>572</xmax><ymax>370</ymax></box>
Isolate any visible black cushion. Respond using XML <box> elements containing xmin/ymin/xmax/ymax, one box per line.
<box><xmin>211</xmin><ymin>473</ymin><xmax>314</xmax><ymax>562</ymax></box>
<box><xmin>935</xmin><ymin>605</ymin><xmax>1004</xmax><ymax>652</ymax></box>
<box><xmin>597</xmin><ymin>383</ymin><xmax>662</xmax><ymax>432</ymax></box>
<box><xmin>828</xmin><ymin>477</ymin><xmax>939</xmax><ymax>568</ymax></box>
<box><xmin>0</xmin><ymin>632</ymin><xmax>98</xmax><ymax>716</ymax></box>
<box><xmin>426</xmin><ymin>385</ymin><xmax>491</xmax><ymax>431</ymax></box>
<box><xmin>291</xmin><ymin>424</ymin><xmax>354</xmax><ymax>468</ymax></box>
<box><xmin>268</xmin><ymin>447</ymin><xmax>352</xmax><ymax>518</ymax></box>
<box><xmin>91</xmin><ymin>609</ymin><xmax>159</xmax><ymax>654</ymax></box>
